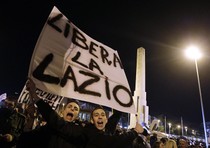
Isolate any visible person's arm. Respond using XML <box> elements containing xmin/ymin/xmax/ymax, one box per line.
<box><xmin>26</xmin><ymin>78</ymin><xmax>52</xmax><ymax>122</ymax></box>
<box><xmin>134</xmin><ymin>122</ymin><xmax>144</xmax><ymax>134</ymax></box>
<box><xmin>26</xmin><ymin>78</ymin><xmax>41</xmax><ymax>104</ymax></box>
<box><xmin>105</xmin><ymin>109</ymin><xmax>122</xmax><ymax>135</ymax></box>
<box><xmin>26</xmin><ymin>78</ymin><xmax>84</xmax><ymax>139</ymax></box>
<box><xmin>26</xmin><ymin>78</ymin><xmax>68</xmax><ymax>127</ymax></box>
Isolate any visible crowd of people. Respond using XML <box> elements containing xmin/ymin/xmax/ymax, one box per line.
<box><xmin>0</xmin><ymin>78</ymin><xmax>208</xmax><ymax>148</ymax></box>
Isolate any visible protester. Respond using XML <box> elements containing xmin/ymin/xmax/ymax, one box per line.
<box><xmin>25</xmin><ymin>78</ymin><xmax>144</xmax><ymax>148</ymax></box>
<box><xmin>150</xmin><ymin>133</ymin><xmax>158</xmax><ymax>147</ymax></box>
<box><xmin>16</xmin><ymin>97</ymin><xmax>82</xmax><ymax>148</ymax></box>
<box><xmin>131</xmin><ymin>127</ymin><xmax>151</xmax><ymax>148</ymax></box>
<box><xmin>151</xmin><ymin>141</ymin><xmax>165</xmax><ymax>148</ymax></box>
<box><xmin>141</xmin><ymin>128</ymin><xmax>151</xmax><ymax>148</ymax></box>
<box><xmin>178</xmin><ymin>138</ymin><xmax>189</xmax><ymax>148</ymax></box>
<box><xmin>165</xmin><ymin>138</ymin><xmax>178</xmax><ymax>148</ymax></box>
<box><xmin>0</xmin><ymin>95</ymin><xmax>26</xmax><ymax>148</ymax></box>
<box><xmin>160</xmin><ymin>137</ymin><xmax>168</xmax><ymax>147</ymax></box>
<box><xmin>132</xmin><ymin>134</ymin><xmax>148</xmax><ymax>148</ymax></box>
<box><xmin>22</xmin><ymin>102</ymin><xmax>38</xmax><ymax>131</ymax></box>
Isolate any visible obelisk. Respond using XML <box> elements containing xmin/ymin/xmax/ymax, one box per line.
<box><xmin>129</xmin><ymin>47</ymin><xmax>149</xmax><ymax>127</ymax></box>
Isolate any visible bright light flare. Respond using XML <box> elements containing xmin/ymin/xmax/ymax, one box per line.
<box><xmin>185</xmin><ymin>45</ymin><xmax>202</xmax><ymax>60</ymax></box>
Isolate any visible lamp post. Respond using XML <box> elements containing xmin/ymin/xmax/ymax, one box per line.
<box><xmin>185</xmin><ymin>46</ymin><xmax>208</xmax><ymax>148</ymax></box>
<box><xmin>164</xmin><ymin>116</ymin><xmax>167</xmax><ymax>134</ymax></box>
<box><xmin>181</xmin><ymin>116</ymin><xmax>184</xmax><ymax>136</ymax></box>
<box><xmin>168</xmin><ymin>123</ymin><xmax>172</xmax><ymax>135</ymax></box>
<box><xmin>185</xmin><ymin>126</ymin><xmax>188</xmax><ymax>136</ymax></box>
<box><xmin>177</xmin><ymin>125</ymin><xmax>181</xmax><ymax>136</ymax></box>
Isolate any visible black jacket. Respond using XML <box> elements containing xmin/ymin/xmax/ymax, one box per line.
<box><xmin>17</xmin><ymin>118</ymin><xmax>82</xmax><ymax>148</ymax></box>
<box><xmin>17</xmin><ymin>100</ymin><xmax>82</xmax><ymax>148</ymax></box>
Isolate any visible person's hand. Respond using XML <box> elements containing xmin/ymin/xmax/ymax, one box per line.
<box><xmin>3</xmin><ymin>134</ymin><xmax>13</xmax><ymax>142</ymax></box>
<box><xmin>26</xmin><ymin>78</ymin><xmax>36</xmax><ymax>93</ymax></box>
<box><xmin>26</xmin><ymin>78</ymin><xmax>39</xmax><ymax>102</ymax></box>
<box><xmin>26</xmin><ymin>103</ymin><xmax>36</xmax><ymax>117</ymax></box>
<box><xmin>134</xmin><ymin>122</ymin><xmax>144</xmax><ymax>134</ymax></box>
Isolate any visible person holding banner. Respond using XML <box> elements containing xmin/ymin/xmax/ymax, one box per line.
<box><xmin>16</xmin><ymin>97</ymin><xmax>82</xmax><ymax>148</ymax></box>
<box><xmin>24</xmin><ymin>78</ymin><xmax>144</xmax><ymax>148</ymax></box>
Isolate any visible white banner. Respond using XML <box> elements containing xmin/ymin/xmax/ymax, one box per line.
<box><xmin>18</xmin><ymin>85</ymin><xmax>64</xmax><ymax>110</ymax></box>
<box><xmin>28</xmin><ymin>6</ymin><xmax>135</xmax><ymax>113</ymax></box>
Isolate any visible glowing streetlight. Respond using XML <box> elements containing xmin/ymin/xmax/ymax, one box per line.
<box><xmin>185</xmin><ymin>45</ymin><xmax>202</xmax><ymax>60</ymax></box>
<box><xmin>177</xmin><ymin>125</ymin><xmax>181</xmax><ymax>136</ymax></box>
<box><xmin>164</xmin><ymin>116</ymin><xmax>167</xmax><ymax>134</ymax></box>
<box><xmin>184</xmin><ymin>126</ymin><xmax>188</xmax><ymax>135</ymax></box>
<box><xmin>168</xmin><ymin>123</ymin><xmax>172</xmax><ymax>135</ymax></box>
<box><xmin>185</xmin><ymin>45</ymin><xmax>208</xmax><ymax>148</ymax></box>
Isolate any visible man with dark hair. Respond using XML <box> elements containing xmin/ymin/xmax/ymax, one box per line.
<box><xmin>89</xmin><ymin>105</ymin><xmax>122</xmax><ymax>135</ymax></box>
<box><xmin>0</xmin><ymin>95</ymin><xmax>26</xmax><ymax>148</ymax></box>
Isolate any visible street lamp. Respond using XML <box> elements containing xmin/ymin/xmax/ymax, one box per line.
<box><xmin>168</xmin><ymin>123</ymin><xmax>172</xmax><ymax>135</ymax></box>
<box><xmin>184</xmin><ymin>126</ymin><xmax>188</xmax><ymax>136</ymax></box>
<box><xmin>164</xmin><ymin>116</ymin><xmax>167</xmax><ymax>134</ymax></box>
<box><xmin>185</xmin><ymin>45</ymin><xmax>208</xmax><ymax>148</ymax></box>
<box><xmin>177</xmin><ymin>125</ymin><xmax>181</xmax><ymax>136</ymax></box>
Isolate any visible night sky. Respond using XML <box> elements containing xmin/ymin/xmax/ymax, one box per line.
<box><xmin>1</xmin><ymin>1</ymin><xmax>210</xmax><ymax>129</ymax></box>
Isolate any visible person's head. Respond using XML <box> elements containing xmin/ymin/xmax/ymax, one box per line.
<box><xmin>153</xmin><ymin>133</ymin><xmax>157</xmax><ymax>137</ymax></box>
<box><xmin>62</xmin><ymin>99</ymin><xmax>80</xmax><ymax>122</ymax></box>
<box><xmin>1</xmin><ymin>96</ymin><xmax>17</xmax><ymax>110</ymax></box>
<box><xmin>132</xmin><ymin>135</ymin><xmax>147</xmax><ymax>148</ymax></box>
<box><xmin>152</xmin><ymin>141</ymin><xmax>165</xmax><ymax>148</ymax></box>
<box><xmin>160</xmin><ymin>137</ymin><xmax>168</xmax><ymax>145</ymax></box>
<box><xmin>178</xmin><ymin>139</ymin><xmax>188</xmax><ymax>148</ymax></box>
<box><xmin>165</xmin><ymin>139</ymin><xmax>178</xmax><ymax>148</ymax></box>
<box><xmin>141</xmin><ymin>128</ymin><xmax>150</xmax><ymax>141</ymax></box>
<box><xmin>90</xmin><ymin>106</ymin><xmax>108</xmax><ymax>131</ymax></box>
<box><xmin>142</xmin><ymin>128</ymin><xmax>150</xmax><ymax>137</ymax></box>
